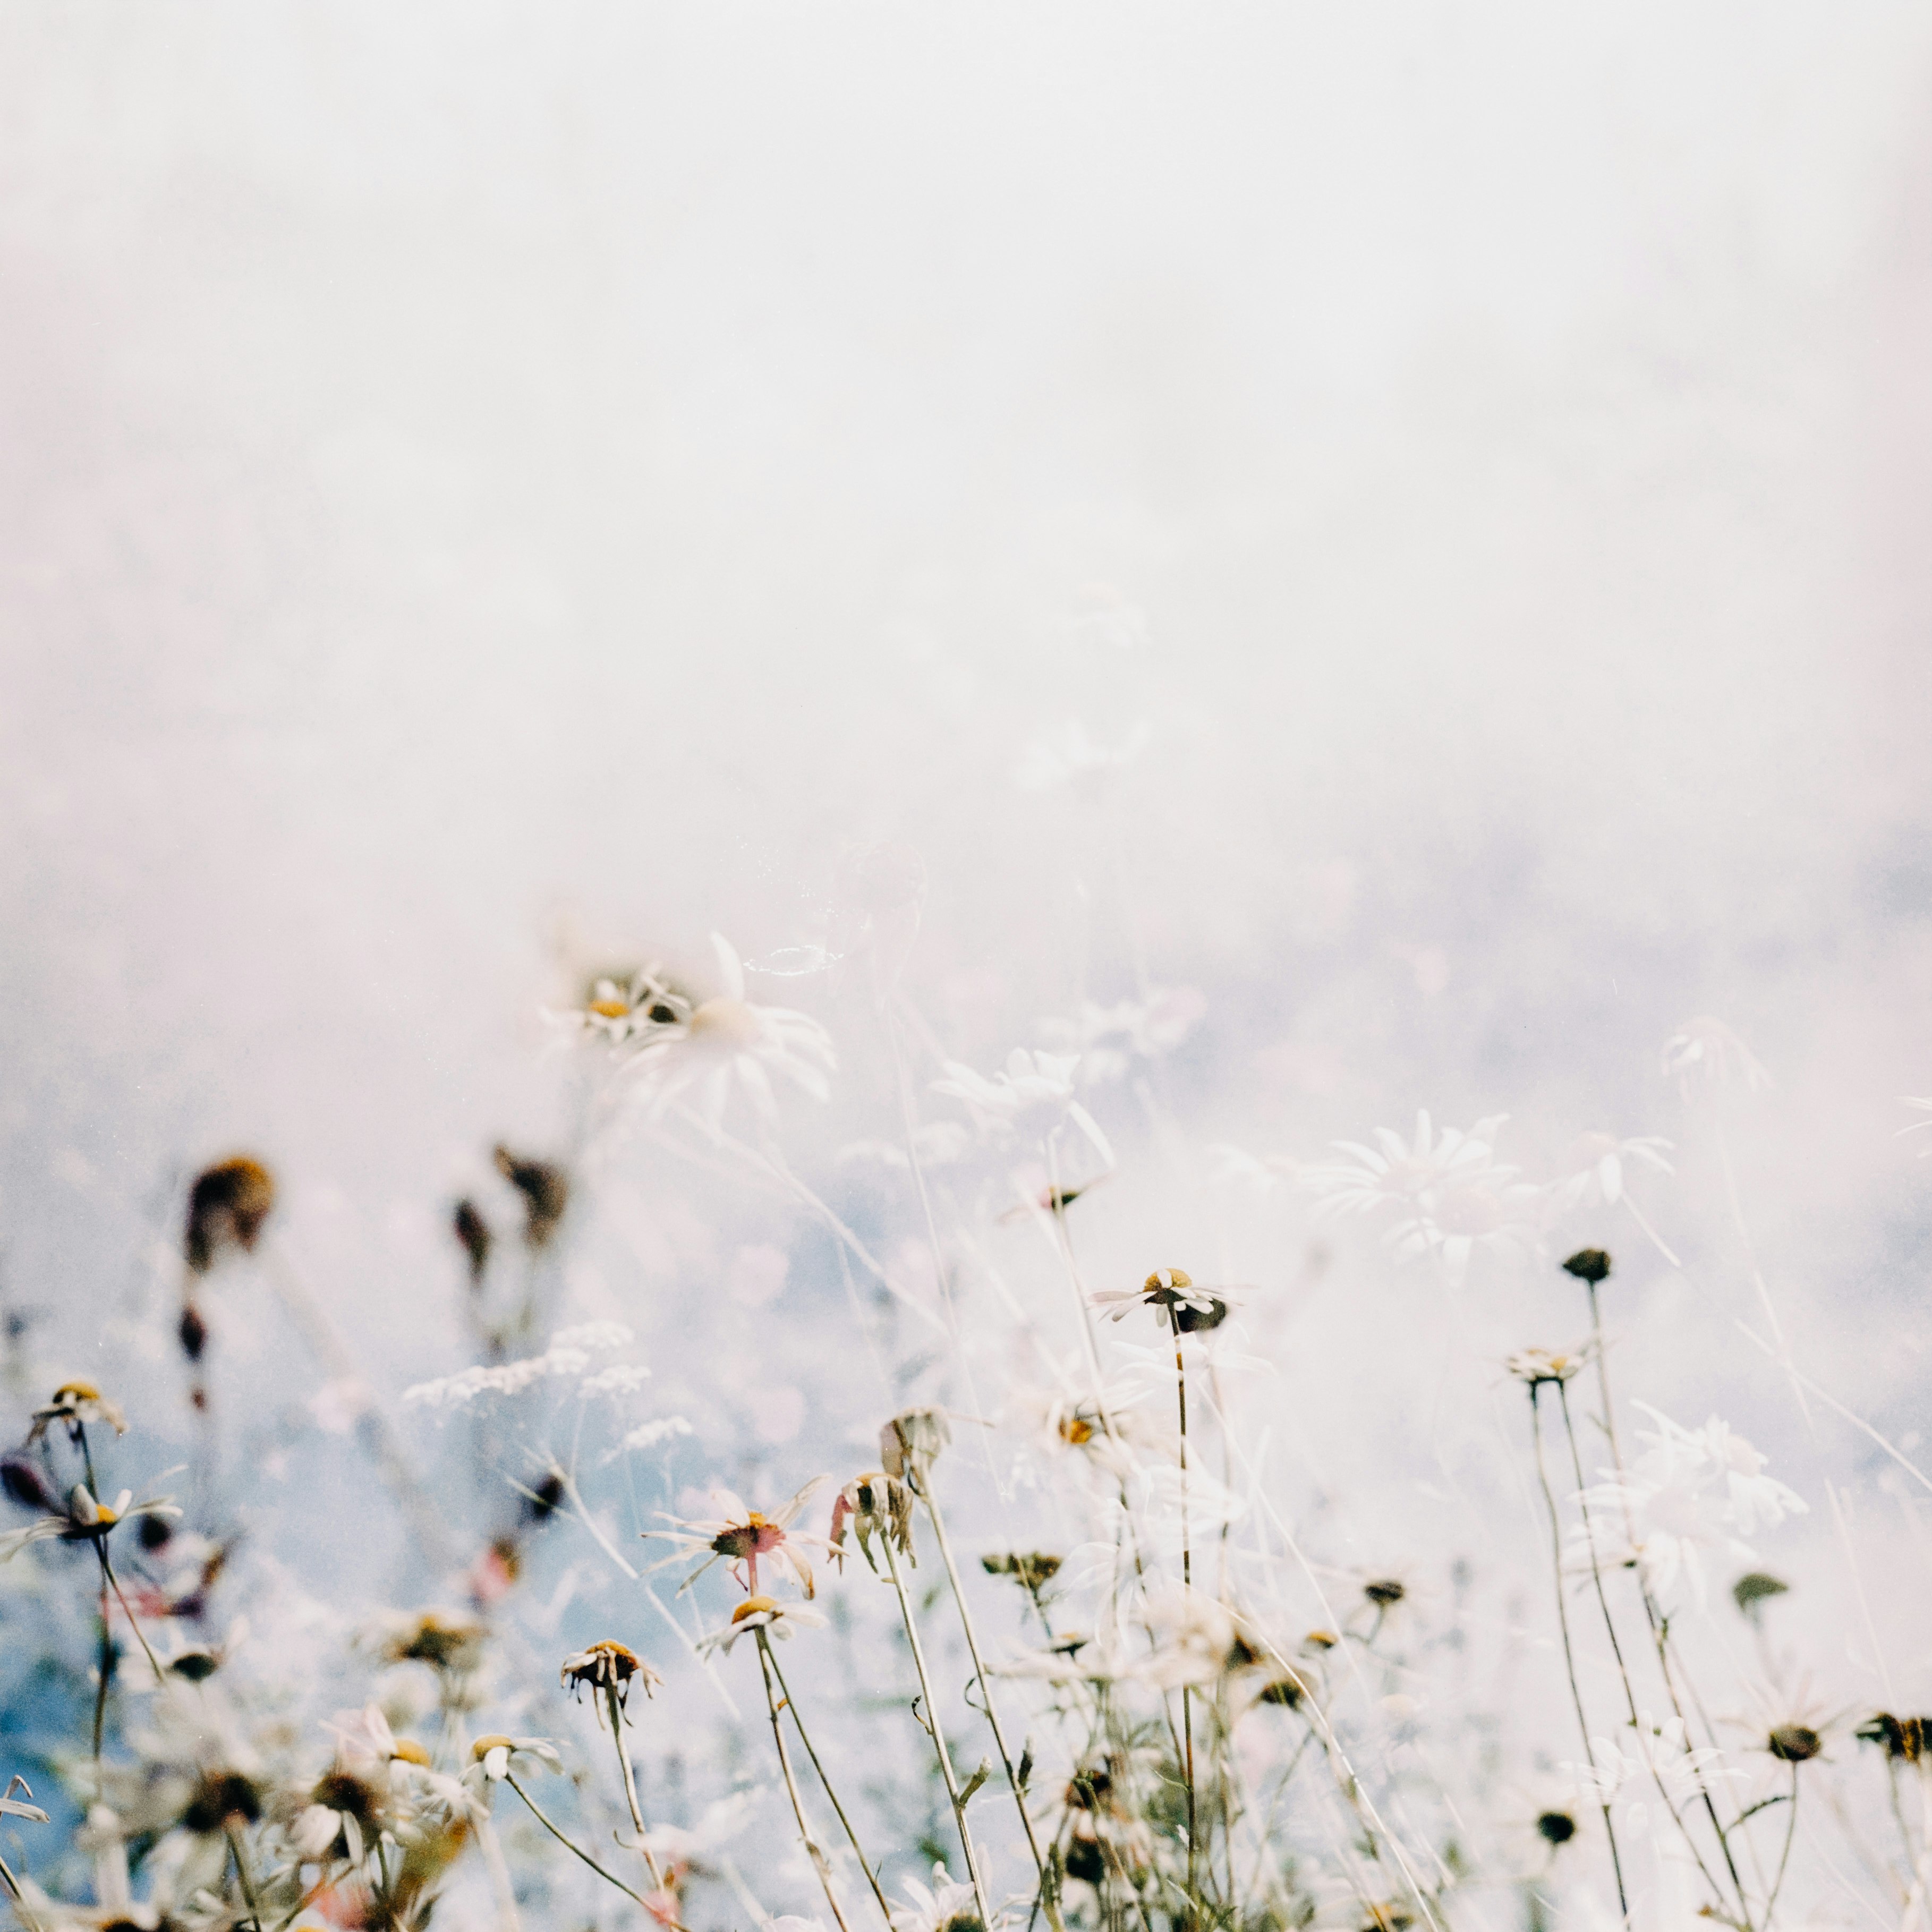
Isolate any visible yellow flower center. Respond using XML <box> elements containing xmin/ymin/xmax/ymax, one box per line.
<box><xmin>390</xmin><ymin>1740</ymin><xmax>431</xmax><ymax>1766</ymax></box>
<box><xmin>1059</xmin><ymin>1416</ymin><xmax>1094</xmax><ymax>1446</ymax></box>
<box><xmin>590</xmin><ymin>998</ymin><xmax>631</xmax><ymax>1019</ymax></box>
<box><xmin>470</xmin><ymin>1735</ymin><xmax>514</xmax><ymax>1760</ymax></box>
<box><xmin>689</xmin><ymin>999</ymin><xmax>762</xmax><ymax>1047</ymax></box>
<box><xmin>54</xmin><ymin>1380</ymin><xmax>100</xmax><ymax>1404</ymax></box>
<box><xmin>732</xmin><ymin>1595</ymin><xmax>778</xmax><ymax>1624</ymax></box>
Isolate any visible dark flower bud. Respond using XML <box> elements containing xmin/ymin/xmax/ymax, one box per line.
<box><xmin>0</xmin><ymin>1455</ymin><xmax>57</xmax><ymax>1513</ymax></box>
<box><xmin>453</xmin><ymin>1199</ymin><xmax>493</xmax><ymax>1283</ymax></box>
<box><xmin>1561</xmin><ymin>1249</ymin><xmax>1611</xmax><ymax>1286</ymax></box>
<box><xmin>1732</xmin><ymin>1571</ymin><xmax>1788</xmax><ymax>1619</ymax></box>
<box><xmin>178</xmin><ymin>1303</ymin><xmax>208</xmax><ymax>1363</ymax></box>
<box><xmin>493</xmin><ymin>1147</ymin><xmax>569</xmax><ymax>1250</ymax></box>
<box><xmin>1364</xmin><ymin>1578</ymin><xmax>1406</xmax><ymax>1608</ymax></box>
<box><xmin>138</xmin><ymin>1513</ymin><xmax>174</xmax><ymax>1552</ymax></box>
<box><xmin>1536</xmin><ymin>1810</ymin><xmax>1577</xmax><ymax>1847</ymax></box>
<box><xmin>183</xmin><ymin>1771</ymin><xmax>262</xmax><ymax>1834</ymax></box>
<box><xmin>1768</xmin><ymin>1725</ymin><xmax>1823</xmax><ymax>1763</ymax></box>
<box><xmin>185</xmin><ymin>1158</ymin><xmax>276</xmax><ymax>1274</ymax></box>
<box><xmin>524</xmin><ymin>1471</ymin><xmax>566</xmax><ymax>1521</ymax></box>
<box><xmin>1259</xmin><ymin>1675</ymin><xmax>1305</xmax><ymax>1708</ymax></box>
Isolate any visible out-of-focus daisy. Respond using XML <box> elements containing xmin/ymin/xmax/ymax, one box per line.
<box><xmin>1138</xmin><ymin>1591</ymin><xmax>1267</xmax><ymax>1689</ymax></box>
<box><xmin>463</xmin><ymin>1734</ymin><xmax>560</xmax><ymax>1788</ymax></box>
<box><xmin>1387</xmin><ymin>1176</ymin><xmax>1546</xmax><ymax>1287</ymax></box>
<box><xmin>28</xmin><ymin>1380</ymin><xmax>128</xmax><ymax>1442</ymax></box>
<box><xmin>1039</xmin><ymin>987</ymin><xmax>1206</xmax><ymax>1085</ymax></box>
<box><xmin>646</xmin><ymin>1480</ymin><xmax>829</xmax><ymax>1598</ymax></box>
<box><xmin>556</xmin><ymin>962</ymin><xmax>693</xmax><ymax>1048</ymax></box>
<box><xmin>1571</xmin><ymin>1406</ymin><xmax>1805</xmax><ymax>1607</ymax></box>
<box><xmin>890</xmin><ymin>1862</ymin><xmax>983</xmax><ymax>1932</ymax></box>
<box><xmin>1568</xmin><ymin>1711</ymin><xmax>1743</xmax><ymax>1824</ymax></box>
<box><xmin>694</xmin><ymin>1594</ymin><xmax>827</xmax><ymax>1657</ymax></box>
<box><xmin>624</xmin><ymin>935</ymin><xmax>835</xmax><ymax>1132</ymax></box>
<box><xmin>291</xmin><ymin>1767</ymin><xmax>389</xmax><ymax>1865</ymax></box>
<box><xmin>1552</xmin><ymin>1131</ymin><xmax>1681</xmax><ymax>1265</ymax></box>
<box><xmin>1661</xmin><ymin>1017</ymin><xmax>1772</xmax><ymax>1100</ymax></box>
<box><xmin>931</xmin><ymin>1048</ymin><xmax>1112</xmax><ymax>1163</ymax></box>
<box><xmin>1504</xmin><ymin>1343</ymin><xmax>1594</xmax><ymax>1389</ymax></box>
<box><xmin>1303</xmin><ymin>1112</ymin><xmax>1510</xmax><ymax>1221</ymax></box>
<box><xmin>0</xmin><ymin>1482</ymin><xmax>179</xmax><ymax>1561</ymax></box>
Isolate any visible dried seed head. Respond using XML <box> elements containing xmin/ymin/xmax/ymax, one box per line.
<box><xmin>1258</xmin><ymin>1675</ymin><xmax>1305</xmax><ymax>1708</ymax></box>
<box><xmin>1536</xmin><ymin>1810</ymin><xmax>1577</xmax><ymax>1847</ymax></box>
<box><xmin>1561</xmin><ymin>1248</ymin><xmax>1611</xmax><ymax>1286</ymax></box>
<box><xmin>830</xmin><ymin>1471</ymin><xmax>916</xmax><ymax>1571</ymax></box>
<box><xmin>560</xmin><ymin>1639</ymin><xmax>660</xmax><ymax>1707</ymax></box>
<box><xmin>1364</xmin><ymin>1578</ymin><xmax>1407</xmax><ymax>1608</ymax></box>
<box><xmin>1732</xmin><ymin>1571</ymin><xmax>1789</xmax><ymax>1619</ymax></box>
<box><xmin>492</xmin><ymin>1147</ymin><xmax>570</xmax><ymax>1250</ymax></box>
<box><xmin>524</xmin><ymin>1471</ymin><xmax>566</xmax><ymax>1522</ymax></box>
<box><xmin>880</xmin><ymin>1407</ymin><xmax>951</xmax><ymax>1479</ymax></box>
<box><xmin>1768</xmin><ymin>1725</ymin><xmax>1823</xmax><ymax>1764</ymax></box>
<box><xmin>185</xmin><ymin>1158</ymin><xmax>276</xmax><ymax>1274</ymax></box>
<box><xmin>982</xmin><ymin>1552</ymin><xmax>1062</xmax><ymax>1590</ymax></box>
<box><xmin>453</xmin><ymin>1199</ymin><xmax>493</xmax><ymax>1283</ymax></box>
<box><xmin>182</xmin><ymin>1772</ymin><xmax>262</xmax><ymax>1834</ymax></box>
<box><xmin>1858</xmin><ymin>1714</ymin><xmax>1928</xmax><ymax>1762</ymax></box>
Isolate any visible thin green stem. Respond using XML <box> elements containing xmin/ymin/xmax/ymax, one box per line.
<box><xmin>1765</xmin><ymin>1768</ymin><xmax>1799</xmax><ymax>1928</ymax></box>
<box><xmin>759</xmin><ymin>1634</ymin><xmax>895</xmax><ymax>1927</ymax></box>
<box><xmin>911</xmin><ymin>1459</ymin><xmax>1066</xmax><ymax>1931</ymax></box>
<box><xmin>879</xmin><ymin>1533</ymin><xmax>994</xmax><ymax>1928</ymax></box>
<box><xmin>1170</xmin><ymin>1307</ymin><xmax>1198</xmax><ymax>1927</ymax></box>
<box><xmin>602</xmin><ymin>1683</ymin><xmax>674</xmax><ymax>1907</ymax></box>
<box><xmin>752</xmin><ymin>1632</ymin><xmax>856</xmax><ymax>1932</ymax></box>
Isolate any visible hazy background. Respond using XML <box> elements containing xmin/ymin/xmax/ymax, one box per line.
<box><xmin>2</xmin><ymin>0</ymin><xmax>1931</xmax><ymax>1768</ymax></box>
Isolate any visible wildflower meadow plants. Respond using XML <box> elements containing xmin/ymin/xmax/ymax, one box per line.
<box><xmin>0</xmin><ymin>912</ymin><xmax>1926</xmax><ymax>1932</ymax></box>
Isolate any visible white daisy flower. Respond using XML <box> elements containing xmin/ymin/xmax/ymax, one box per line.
<box><xmin>1301</xmin><ymin>1111</ymin><xmax>1511</xmax><ymax>1221</ymax></box>
<box><xmin>624</xmin><ymin>934</ymin><xmax>835</xmax><ymax>1131</ymax></box>
<box><xmin>931</xmin><ymin>1047</ymin><xmax>1112</xmax><ymax>1163</ymax></box>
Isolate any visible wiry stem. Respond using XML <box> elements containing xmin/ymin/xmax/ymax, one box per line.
<box><xmin>1170</xmin><ymin>1306</ymin><xmax>1199</xmax><ymax>1927</ymax></box>
<box><xmin>760</xmin><ymin>1636</ymin><xmax>896</xmax><ymax>1926</ymax></box>
<box><xmin>602</xmin><ymin>1683</ymin><xmax>675</xmax><ymax>1910</ymax></box>
<box><xmin>752</xmin><ymin>1633</ymin><xmax>857</xmax><ymax>1932</ymax></box>
<box><xmin>1526</xmin><ymin>1383</ymin><xmax>1628</xmax><ymax>1919</ymax></box>
<box><xmin>503</xmin><ymin>1771</ymin><xmax>656</xmax><ymax>1912</ymax></box>
<box><xmin>910</xmin><ymin>1457</ymin><xmax>1066</xmax><ymax>1932</ymax></box>
<box><xmin>1765</xmin><ymin>1767</ymin><xmax>1800</xmax><ymax>1929</ymax></box>
<box><xmin>879</xmin><ymin>1532</ymin><xmax>994</xmax><ymax>1928</ymax></box>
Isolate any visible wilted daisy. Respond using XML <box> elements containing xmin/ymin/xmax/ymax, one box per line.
<box><xmin>27</xmin><ymin>1380</ymin><xmax>127</xmax><ymax>1441</ymax></box>
<box><xmin>829</xmin><ymin>1471</ymin><xmax>916</xmax><ymax>1572</ymax></box>
<box><xmin>694</xmin><ymin>1594</ymin><xmax>827</xmax><ymax>1657</ymax></box>
<box><xmin>879</xmin><ymin>1406</ymin><xmax>950</xmax><ymax>1478</ymax></box>
<box><xmin>624</xmin><ymin>935</ymin><xmax>835</xmax><ymax>1131</ymax></box>
<box><xmin>184</xmin><ymin>1155</ymin><xmax>277</xmax><ymax>1274</ymax></box>
<box><xmin>560</xmin><ymin>1639</ymin><xmax>662</xmax><ymax>1712</ymax></box>
<box><xmin>376</xmin><ymin>1608</ymin><xmax>488</xmax><ymax>1675</ymax></box>
<box><xmin>648</xmin><ymin>1479</ymin><xmax>829</xmax><ymax>1597</ymax></box>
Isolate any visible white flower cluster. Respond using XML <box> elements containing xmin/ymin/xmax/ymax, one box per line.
<box><xmin>403</xmin><ymin>1323</ymin><xmax>639</xmax><ymax>1409</ymax></box>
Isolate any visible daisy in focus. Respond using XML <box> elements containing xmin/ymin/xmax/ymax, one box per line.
<box><xmin>647</xmin><ymin>1480</ymin><xmax>830</xmax><ymax>1598</ymax></box>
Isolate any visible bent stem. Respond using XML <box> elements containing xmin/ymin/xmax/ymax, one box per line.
<box><xmin>752</xmin><ymin>1631</ymin><xmax>857</xmax><ymax>1932</ymax></box>
<box><xmin>503</xmin><ymin>1771</ymin><xmax>656</xmax><ymax>1913</ymax></box>
<box><xmin>759</xmin><ymin>1633</ymin><xmax>895</xmax><ymax>1927</ymax></box>
<box><xmin>602</xmin><ymin>1683</ymin><xmax>674</xmax><ymax>1905</ymax></box>
<box><xmin>910</xmin><ymin>1456</ymin><xmax>1067</xmax><ymax>1932</ymax></box>
<box><xmin>879</xmin><ymin>1533</ymin><xmax>994</xmax><ymax>1929</ymax></box>
<box><xmin>1526</xmin><ymin>1384</ymin><xmax>1628</xmax><ymax>1919</ymax></box>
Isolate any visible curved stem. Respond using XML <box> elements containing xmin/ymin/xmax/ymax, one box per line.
<box><xmin>752</xmin><ymin>1633</ymin><xmax>856</xmax><ymax>1932</ymax></box>
<box><xmin>760</xmin><ymin>1635</ymin><xmax>895</xmax><ymax>1927</ymax></box>
<box><xmin>503</xmin><ymin>1772</ymin><xmax>654</xmax><ymax>1911</ymax></box>
<box><xmin>911</xmin><ymin>1460</ymin><xmax>1065</xmax><ymax>1931</ymax></box>
<box><xmin>879</xmin><ymin>1533</ymin><xmax>994</xmax><ymax>1927</ymax></box>
<box><xmin>602</xmin><ymin>1684</ymin><xmax>673</xmax><ymax>1905</ymax></box>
